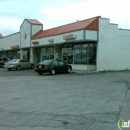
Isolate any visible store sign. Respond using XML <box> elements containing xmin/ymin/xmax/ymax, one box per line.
<box><xmin>11</xmin><ymin>45</ymin><xmax>19</xmax><ymax>49</ymax></box>
<box><xmin>63</xmin><ymin>34</ymin><xmax>76</xmax><ymax>40</ymax></box>
<box><xmin>62</xmin><ymin>44</ymin><xmax>73</xmax><ymax>48</ymax></box>
<box><xmin>48</xmin><ymin>39</ymin><xmax>54</xmax><ymax>43</ymax></box>
<box><xmin>32</xmin><ymin>41</ymin><xmax>39</xmax><ymax>45</ymax></box>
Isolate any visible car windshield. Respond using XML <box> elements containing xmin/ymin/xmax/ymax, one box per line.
<box><xmin>9</xmin><ymin>59</ymin><xmax>18</xmax><ymax>62</ymax></box>
<box><xmin>40</xmin><ymin>60</ymin><xmax>53</xmax><ymax>64</ymax></box>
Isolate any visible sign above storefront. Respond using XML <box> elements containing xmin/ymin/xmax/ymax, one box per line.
<box><xmin>48</xmin><ymin>39</ymin><xmax>54</xmax><ymax>43</ymax></box>
<box><xmin>11</xmin><ymin>45</ymin><xmax>19</xmax><ymax>49</ymax></box>
<box><xmin>32</xmin><ymin>41</ymin><xmax>39</xmax><ymax>45</ymax></box>
<box><xmin>62</xmin><ymin>44</ymin><xmax>73</xmax><ymax>47</ymax></box>
<box><xmin>63</xmin><ymin>34</ymin><xmax>76</xmax><ymax>40</ymax></box>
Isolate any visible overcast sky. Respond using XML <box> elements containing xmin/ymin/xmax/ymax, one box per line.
<box><xmin>0</xmin><ymin>0</ymin><xmax>130</xmax><ymax>36</ymax></box>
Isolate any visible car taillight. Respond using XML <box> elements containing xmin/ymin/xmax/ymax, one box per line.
<box><xmin>35</xmin><ymin>65</ymin><xmax>38</xmax><ymax>68</ymax></box>
<box><xmin>44</xmin><ymin>65</ymin><xmax>48</xmax><ymax>69</ymax></box>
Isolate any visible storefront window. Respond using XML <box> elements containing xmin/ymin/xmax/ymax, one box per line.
<box><xmin>8</xmin><ymin>51</ymin><xmax>14</xmax><ymax>60</ymax></box>
<box><xmin>67</xmin><ymin>48</ymin><xmax>73</xmax><ymax>64</ymax></box>
<box><xmin>74</xmin><ymin>43</ymin><xmax>97</xmax><ymax>65</ymax></box>
<box><xmin>23</xmin><ymin>50</ymin><xmax>29</xmax><ymax>61</ymax></box>
<box><xmin>62</xmin><ymin>47</ymin><xmax>73</xmax><ymax>64</ymax></box>
<box><xmin>41</xmin><ymin>48</ymin><xmax>54</xmax><ymax>61</ymax></box>
<box><xmin>74</xmin><ymin>44</ymin><xmax>88</xmax><ymax>64</ymax></box>
<box><xmin>48</xmin><ymin>48</ymin><xmax>54</xmax><ymax>59</ymax></box>
<box><xmin>88</xmin><ymin>44</ymin><xmax>97</xmax><ymax>65</ymax></box>
<box><xmin>41</xmin><ymin>48</ymin><xmax>47</xmax><ymax>61</ymax></box>
<box><xmin>17</xmin><ymin>51</ymin><xmax>20</xmax><ymax>59</ymax></box>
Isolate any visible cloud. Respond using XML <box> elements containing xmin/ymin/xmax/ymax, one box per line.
<box><xmin>0</xmin><ymin>0</ymin><xmax>130</xmax><ymax>36</ymax></box>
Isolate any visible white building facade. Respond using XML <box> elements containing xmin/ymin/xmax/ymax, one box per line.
<box><xmin>0</xmin><ymin>16</ymin><xmax>130</xmax><ymax>71</ymax></box>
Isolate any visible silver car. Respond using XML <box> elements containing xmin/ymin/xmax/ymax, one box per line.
<box><xmin>4</xmin><ymin>59</ymin><xmax>34</xmax><ymax>71</ymax></box>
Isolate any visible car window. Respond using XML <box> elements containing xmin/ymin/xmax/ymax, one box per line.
<box><xmin>24</xmin><ymin>60</ymin><xmax>28</xmax><ymax>62</ymax></box>
<box><xmin>0</xmin><ymin>58</ymin><xmax>2</xmax><ymax>61</ymax></box>
<box><xmin>9</xmin><ymin>59</ymin><xmax>18</xmax><ymax>62</ymax></box>
<box><xmin>40</xmin><ymin>60</ymin><xmax>53</xmax><ymax>64</ymax></box>
<box><xmin>59</xmin><ymin>61</ymin><xmax>65</xmax><ymax>65</ymax></box>
<box><xmin>53</xmin><ymin>61</ymin><xmax>59</xmax><ymax>66</ymax></box>
<box><xmin>19</xmin><ymin>60</ymin><xmax>24</xmax><ymax>62</ymax></box>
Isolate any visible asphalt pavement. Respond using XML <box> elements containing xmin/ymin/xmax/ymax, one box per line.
<box><xmin>0</xmin><ymin>68</ymin><xmax>130</xmax><ymax>130</ymax></box>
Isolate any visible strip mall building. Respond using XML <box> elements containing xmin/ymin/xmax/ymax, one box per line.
<box><xmin>0</xmin><ymin>16</ymin><xmax>130</xmax><ymax>71</ymax></box>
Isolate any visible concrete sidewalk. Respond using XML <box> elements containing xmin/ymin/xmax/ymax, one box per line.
<box><xmin>72</xmin><ymin>69</ymin><xmax>98</xmax><ymax>74</ymax></box>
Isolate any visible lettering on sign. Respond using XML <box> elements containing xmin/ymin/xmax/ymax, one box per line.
<box><xmin>32</xmin><ymin>41</ymin><xmax>39</xmax><ymax>45</ymax></box>
<box><xmin>11</xmin><ymin>45</ymin><xmax>19</xmax><ymax>49</ymax></box>
<box><xmin>63</xmin><ymin>34</ymin><xmax>76</xmax><ymax>40</ymax></box>
<box><xmin>48</xmin><ymin>39</ymin><xmax>54</xmax><ymax>43</ymax></box>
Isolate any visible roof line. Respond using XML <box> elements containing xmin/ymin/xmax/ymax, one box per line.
<box><xmin>32</xmin><ymin>29</ymin><xmax>84</xmax><ymax>40</ymax></box>
<box><xmin>42</xmin><ymin>16</ymin><xmax>101</xmax><ymax>32</ymax></box>
<box><xmin>32</xmin><ymin>16</ymin><xmax>100</xmax><ymax>40</ymax></box>
<box><xmin>26</xmin><ymin>19</ymin><xmax>43</xmax><ymax>25</ymax></box>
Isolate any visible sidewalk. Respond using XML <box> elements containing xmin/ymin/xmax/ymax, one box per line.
<box><xmin>72</xmin><ymin>69</ymin><xmax>98</xmax><ymax>74</ymax></box>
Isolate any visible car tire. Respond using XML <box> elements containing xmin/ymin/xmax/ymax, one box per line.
<box><xmin>0</xmin><ymin>64</ymin><xmax>4</xmax><ymax>68</ymax></box>
<box><xmin>67</xmin><ymin>67</ymin><xmax>72</xmax><ymax>73</ymax></box>
<box><xmin>50</xmin><ymin>69</ymin><xmax>55</xmax><ymax>75</ymax></box>
<box><xmin>8</xmin><ymin>68</ymin><xmax>12</xmax><ymax>71</ymax></box>
<box><xmin>16</xmin><ymin>65</ymin><xmax>21</xmax><ymax>70</ymax></box>
<box><xmin>38</xmin><ymin>72</ymin><xmax>43</xmax><ymax>75</ymax></box>
<box><xmin>30</xmin><ymin>64</ymin><xmax>34</xmax><ymax>69</ymax></box>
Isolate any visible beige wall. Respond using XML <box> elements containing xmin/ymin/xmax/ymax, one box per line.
<box><xmin>20</xmin><ymin>20</ymin><xmax>31</xmax><ymax>48</ymax></box>
<box><xmin>0</xmin><ymin>33</ymin><xmax>20</xmax><ymax>50</ymax></box>
<box><xmin>31</xmin><ymin>30</ymin><xmax>84</xmax><ymax>47</ymax></box>
<box><xmin>71</xmin><ymin>64</ymin><xmax>96</xmax><ymax>71</ymax></box>
<box><xmin>54</xmin><ymin>45</ymin><xmax>62</xmax><ymax>60</ymax></box>
<box><xmin>32</xmin><ymin>25</ymin><xmax>43</xmax><ymax>36</ymax></box>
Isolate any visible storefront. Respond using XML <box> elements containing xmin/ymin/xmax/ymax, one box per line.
<box><xmin>22</xmin><ymin>49</ymin><xmax>30</xmax><ymax>61</ymax></box>
<box><xmin>62</xmin><ymin>43</ymin><xmax>96</xmax><ymax>65</ymax></box>
<box><xmin>41</xmin><ymin>47</ymin><xmax>54</xmax><ymax>61</ymax></box>
<box><xmin>9</xmin><ymin>45</ymin><xmax>20</xmax><ymax>60</ymax></box>
<box><xmin>1</xmin><ymin>16</ymin><xmax>130</xmax><ymax>71</ymax></box>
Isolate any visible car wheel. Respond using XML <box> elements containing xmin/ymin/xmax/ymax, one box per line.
<box><xmin>50</xmin><ymin>69</ymin><xmax>55</xmax><ymax>75</ymax></box>
<box><xmin>8</xmin><ymin>68</ymin><xmax>12</xmax><ymax>71</ymax></box>
<box><xmin>30</xmin><ymin>64</ymin><xmax>34</xmax><ymax>69</ymax></box>
<box><xmin>16</xmin><ymin>65</ymin><xmax>21</xmax><ymax>70</ymax></box>
<box><xmin>67</xmin><ymin>67</ymin><xmax>72</xmax><ymax>73</ymax></box>
<box><xmin>38</xmin><ymin>72</ymin><xmax>43</xmax><ymax>75</ymax></box>
<box><xmin>0</xmin><ymin>64</ymin><xmax>4</xmax><ymax>68</ymax></box>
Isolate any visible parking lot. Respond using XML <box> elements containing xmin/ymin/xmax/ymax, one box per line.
<box><xmin>0</xmin><ymin>68</ymin><xmax>130</xmax><ymax>130</ymax></box>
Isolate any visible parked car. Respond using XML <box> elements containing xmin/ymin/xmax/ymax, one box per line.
<box><xmin>35</xmin><ymin>60</ymin><xmax>72</xmax><ymax>75</ymax></box>
<box><xmin>4</xmin><ymin>59</ymin><xmax>34</xmax><ymax>71</ymax></box>
<box><xmin>0</xmin><ymin>57</ymin><xmax>7</xmax><ymax>68</ymax></box>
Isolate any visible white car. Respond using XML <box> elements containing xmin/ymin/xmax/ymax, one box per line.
<box><xmin>4</xmin><ymin>59</ymin><xmax>34</xmax><ymax>71</ymax></box>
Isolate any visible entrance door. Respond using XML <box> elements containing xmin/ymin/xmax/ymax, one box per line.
<box><xmin>36</xmin><ymin>48</ymin><xmax>41</xmax><ymax>64</ymax></box>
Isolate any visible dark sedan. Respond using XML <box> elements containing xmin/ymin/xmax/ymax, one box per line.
<box><xmin>35</xmin><ymin>60</ymin><xmax>72</xmax><ymax>75</ymax></box>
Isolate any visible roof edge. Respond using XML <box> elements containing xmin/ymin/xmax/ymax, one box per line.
<box><xmin>42</xmin><ymin>16</ymin><xmax>101</xmax><ymax>32</ymax></box>
<box><xmin>0</xmin><ymin>33</ymin><xmax>3</xmax><ymax>38</ymax></box>
<box><xmin>26</xmin><ymin>19</ymin><xmax>43</xmax><ymax>25</ymax></box>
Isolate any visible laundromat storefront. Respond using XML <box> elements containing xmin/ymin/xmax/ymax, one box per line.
<box><xmin>62</xmin><ymin>43</ymin><xmax>97</xmax><ymax>70</ymax></box>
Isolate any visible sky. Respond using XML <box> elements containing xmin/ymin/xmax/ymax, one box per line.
<box><xmin>0</xmin><ymin>0</ymin><xmax>130</xmax><ymax>36</ymax></box>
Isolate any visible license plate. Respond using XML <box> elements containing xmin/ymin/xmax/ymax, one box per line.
<box><xmin>39</xmin><ymin>66</ymin><xmax>42</xmax><ymax>68</ymax></box>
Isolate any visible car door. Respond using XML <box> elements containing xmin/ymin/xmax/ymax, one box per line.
<box><xmin>58</xmin><ymin>61</ymin><xmax>67</xmax><ymax>72</ymax></box>
<box><xmin>52</xmin><ymin>61</ymin><xmax>61</xmax><ymax>72</ymax></box>
<box><xmin>18</xmin><ymin>59</ymin><xmax>25</xmax><ymax>68</ymax></box>
<box><xmin>24</xmin><ymin>59</ymin><xmax>30</xmax><ymax>68</ymax></box>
